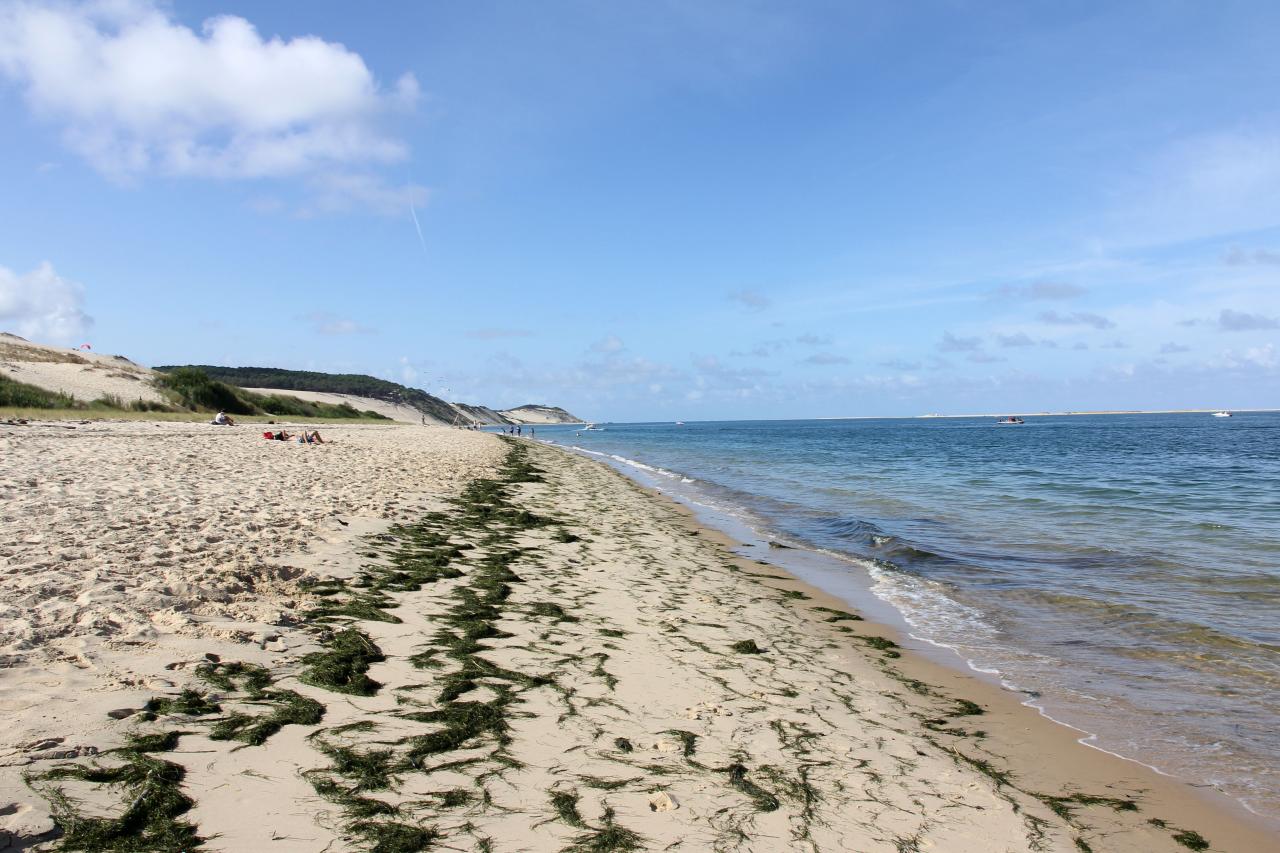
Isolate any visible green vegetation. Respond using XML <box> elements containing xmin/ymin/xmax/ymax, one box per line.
<box><xmin>0</xmin><ymin>374</ymin><xmax>79</xmax><ymax>408</ymax></box>
<box><xmin>155</xmin><ymin>367</ymin><xmax>388</xmax><ymax>420</ymax></box>
<box><xmin>729</xmin><ymin>639</ymin><xmax>765</xmax><ymax>654</ymax></box>
<box><xmin>0</xmin><ymin>373</ymin><xmax>167</xmax><ymax>412</ymax></box>
<box><xmin>155</xmin><ymin>364</ymin><xmax>457</xmax><ymax>422</ymax></box>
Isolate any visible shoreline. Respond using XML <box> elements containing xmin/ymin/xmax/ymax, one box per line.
<box><xmin>2</xmin><ymin>421</ymin><xmax>1273</xmax><ymax>850</ymax></box>
<box><xmin>563</xmin><ymin>441</ymin><xmax>1277</xmax><ymax>845</ymax></box>
<box><xmin>545</xmin><ymin>430</ymin><xmax>1280</xmax><ymax>830</ymax></box>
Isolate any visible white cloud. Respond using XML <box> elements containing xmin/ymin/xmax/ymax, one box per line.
<box><xmin>590</xmin><ymin>335</ymin><xmax>624</xmax><ymax>353</ymax></box>
<box><xmin>466</xmin><ymin>328</ymin><xmax>533</xmax><ymax>340</ymax></box>
<box><xmin>1223</xmin><ymin>245</ymin><xmax>1280</xmax><ymax>266</ymax></box>
<box><xmin>989</xmin><ymin>282</ymin><xmax>1087</xmax><ymax>301</ymax></box>
<box><xmin>996</xmin><ymin>332</ymin><xmax>1037</xmax><ymax>348</ymax></box>
<box><xmin>0</xmin><ymin>261</ymin><xmax>92</xmax><ymax>344</ymax></box>
<box><xmin>304</xmin><ymin>172</ymin><xmax>427</xmax><ymax>217</ymax></box>
<box><xmin>1217</xmin><ymin>308</ymin><xmax>1279</xmax><ymax>331</ymax></box>
<box><xmin>803</xmin><ymin>352</ymin><xmax>849</xmax><ymax>365</ymax></box>
<box><xmin>1037</xmin><ymin>310</ymin><xmax>1115</xmax><ymax>330</ymax></box>
<box><xmin>398</xmin><ymin>355</ymin><xmax>417</xmax><ymax>383</ymax></box>
<box><xmin>937</xmin><ymin>331</ymin><xmax>982</xmax><ymax>352</ymax></box>
<box><xmin>728</xmin><ymin>289</ymin><xmax>771</xmax><ymax>310</ymax></box>
<box><xmin>302</xmin><ymin>312</ymin><xmax>373</xmax><ymax>336</ymax></box>
<box><xmin>0</xmin><ymin>1</ymin><xmax>420</xmax><ymax>211</ymax></box>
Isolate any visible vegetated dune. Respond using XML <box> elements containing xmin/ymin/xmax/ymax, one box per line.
<box><xmin>501</xmin><ymin>404</ymin><xmax>583</xmax><ymax>424</ymax></box>
<box><xmin>242</xmin><ymin>388</ymin><xmax>437</xmax><ymax>424</ymax></box>
<box><xmin>0</xmin><ymin>334</ymin><xmax>170</xmax><ymax>406</ymax></box>
<box><xmin>451</xmin><ymin>402</ymin><xmax>513</xmax><ymax>425</ymax></box>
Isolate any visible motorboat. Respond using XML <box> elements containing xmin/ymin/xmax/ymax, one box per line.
<box><xmin>675</xmin><ymin>421</ymin><xmax>685</xmax><ymax>425</ymax></box>
<box><xmin>996</xmin><ymin>416</ymin><xmax>1025</xmax><ymax>425</ymax></box>
<box><xmin>583</xmin><ymin>423</ymin><xmax>605</xmax><ymax>431</ymax></box>
<box><xmin>1212</xmin><ymin>411</ymin><xmax>1232</xmax><ymax>418</ymax></box>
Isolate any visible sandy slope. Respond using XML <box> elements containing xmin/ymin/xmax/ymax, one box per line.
<box><xmin>0</xmin><ymin>424</ymin><xmax>1265</xmax><ymax>851</ymax></box>
<box><xmin>0</xmin><ymin>336</ymin><xmax>169</xmax><ymax>406</ymax></box>
<box><xmin>242</xmin><ymin>387</ymin><xmax>437</xmax><ymax>423</ymax></box>
<box><xmin>502</xmin><ymin>405</ymin><xmax>582</xmax><ymax>424</ymax></box>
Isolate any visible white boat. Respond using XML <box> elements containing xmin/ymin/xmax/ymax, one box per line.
<box><xmin>1212</xmin><ymin>411</ymin><xmax>1232</xmax><ymax>418</ymax></box>
<box><xmin>583</xmin><ymin>423</ymin><xmax>604</xmax><ymax>431</ymax></box>
<box><xmin>675</xmin><ymin>421</ymin><xmax>685</xmax><ymax>425</ymax></box>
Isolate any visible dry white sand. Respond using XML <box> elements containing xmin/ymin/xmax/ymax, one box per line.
<box><xmin>0</xmin><ymin>423</ymin><xmax>1266</xmax><ymax>851</ymax></box>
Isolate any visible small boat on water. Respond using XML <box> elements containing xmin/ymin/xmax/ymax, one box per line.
<box><xmin>583</xmin><ymin>423</ymin><xmax>605</xmax><ymax>431</ymax></box>
<box><xmin>1212</xmin><ymin>411</ymin><xmax>1232</xmax><ymax>418</ymax></box>
<box><xmin>675</xmin><ymin>421</ymin><xmax>685</xmax><ymax>426</ymax></box>
<box><xmin>996</xmin><ymin>416</ymin><xmax>1025</xmax><ymax>425</ymax></box>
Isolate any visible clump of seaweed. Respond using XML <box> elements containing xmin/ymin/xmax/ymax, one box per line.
<box><xmin>300</xmin><ymin>627</ymin><xmax>386</xmax><ymax>696</ymax></box>
<box><xmin>31</xmin><ymin>752</ymin><xmax>202</xmax><ymax>852</ymax></box>
<box><xmin>549</xmin><ymin>787</ymin><xmax>587</xmax><ymax>828</ymax></box>
<box><xmin>725</xmin><ymin>763</ymin><xmax>780</xmax><ymax>812</ymax></box>
<box><xmin>562</xmin><ymin>805</ymin><xmax>645</xmax><ymax>853</ymax></box>
<box><xmin>196</xmin><ymin>661</ymin><xmax>325</xmax><ymax>746</ymax></box>
<box><xmin>663</xmin><ymin>730</ymin><xmax>699</xmax><ymax>760</ymax></box>
<box><xmin>813</xmin><ymin>606</ymin><xmax>862</xmax><ymax>622</ymax></box>
<box><xmin>858</xmin><ymin>635</ymin><xmax>901</xmax><ymax>658</ymax></box>
<box><xmin>728</xmin><ymin>639</ymin><xmax>765</xmax><ymax>655</ymax></box>
<box><xmin>1171</xmin><ymin>829</ymin><xmax>1210</xmax><ymax>851</ymax></box>
<box><xmin>144</xmin><ymin>688</ymin><xmax>220</xmax><ymax>718</ymax></box>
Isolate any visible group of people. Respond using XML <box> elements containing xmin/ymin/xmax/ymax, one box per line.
<box><xmin>211</xmin><ymin>411</ymin><xmax>324</xmax><ymax>444</ymax></box>
<box><xmin>503</xmin><ymin>425</ymin><xmax>533</xmax><ymax>437</ymax></box>
<box><xmin>265</xmin><ymin>429</ymin><xmax>324</xmax><ymax>444</ymax></box>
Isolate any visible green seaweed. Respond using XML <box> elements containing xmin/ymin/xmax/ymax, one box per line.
<box><xmin>725</xmin><ymin>763</ymin><xmax>780</xmax><ymax>812</ymax></box>
<box><xmin>34</xmin><ymin>753</ymin><xmax>202</xmax><ymax>852</ymax></box>
<box><xmin>299</xmin><ymin>627</ymin><xmax>385</xmax><ymax>696</ymax></box>
<box><xmin>549</xmin><ymin>788</ymin><xmax>587</xmax><ymax>828</ymax></box>
<box><xmin>561</xmin><ymin>806</ymin><xmax>645</xmax><ymax>853</ymax></box>
<box><xmin>144</xmin><ymin>689</ymin><xmax>220</xmax><ymax>717</ymax></box>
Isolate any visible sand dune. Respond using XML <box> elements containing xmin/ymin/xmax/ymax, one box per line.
<box><xmin>0</xmin><ymin>335</ymin><xmax>169</xmax><ymax>406</ymax></box>
<box><xmin>242</xmin><ymin>387</ymin><xmax>433</xmax><ymax>423</ymax></box>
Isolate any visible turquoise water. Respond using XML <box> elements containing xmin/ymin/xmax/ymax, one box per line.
<box><xmin>530</xmin><ymin>414</ymin><xmax>1280</xmax><ymax>820</ymax></box>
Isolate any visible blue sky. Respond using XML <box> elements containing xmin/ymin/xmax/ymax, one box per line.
<box><xmin>2</xmin><ymin>0</ymin><xmax>1279</xmax><ymax>419</ymax></box>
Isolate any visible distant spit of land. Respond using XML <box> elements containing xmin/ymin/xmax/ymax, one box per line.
<box><xmin>811</xmin><ymin>408</ymin><xmax>1278</xmax><ymax>420</ymax></box>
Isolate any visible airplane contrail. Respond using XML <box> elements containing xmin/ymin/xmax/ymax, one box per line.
<box><xmin>409</xmin><ymin>203</ymin><xmax>428</xmax><ymax>257</ymax></box>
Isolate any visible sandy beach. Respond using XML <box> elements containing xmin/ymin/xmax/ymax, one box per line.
<box><xmin>1</xmin><ymin>421</ymin><xmax>1271</xmax><ymax>851</ymax></box>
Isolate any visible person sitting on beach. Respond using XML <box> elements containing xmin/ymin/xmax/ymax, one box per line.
<box><xmin>211</xmin><ymin>411</ymin><xmax>235</xmax><ymax>426</ymax></box>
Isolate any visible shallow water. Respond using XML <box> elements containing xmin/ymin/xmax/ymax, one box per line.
<box><xmin>530</xmin><ymin>414</ymin><xmax>1280</xmax><ymax>821</ymax></box>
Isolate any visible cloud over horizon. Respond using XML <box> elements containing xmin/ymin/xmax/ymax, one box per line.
<box><xmin>989</xmin><ymin>282</ymin><xmax>1087</xmax><ymax>301</ymax></box>
<box><xmin>1037</xmin><ymin>310</ymin><xmax>1116</xmax><ymax>330</ymax></box>
<box><xmin>1218</xmin><ymin>308</ymin><xmax>1279</xmax><ymax>331</ymax></box>
<box><xmin>0</xmin><ymin>261</ymin><xmax>93</xmax><ymax>344</ymax></box>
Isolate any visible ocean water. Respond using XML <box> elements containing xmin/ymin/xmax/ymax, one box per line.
<box><xmin>528</xmin><ymin>414</ymin><xmax>1280</xmax><ymax>821</ymax></box>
